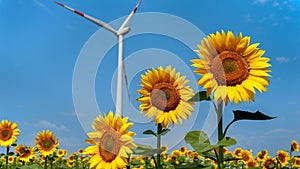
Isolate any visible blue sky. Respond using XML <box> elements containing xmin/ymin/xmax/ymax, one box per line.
<box><xmin>0</xmin><ymin>0</ymin><xmax>300</xmax><ymax>156</ymax></box>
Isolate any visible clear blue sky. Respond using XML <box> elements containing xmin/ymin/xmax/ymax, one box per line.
<box><xmin>0</xmin><ymin>0</ymin><xmax>300</xmax><ymax>156</ymax></box>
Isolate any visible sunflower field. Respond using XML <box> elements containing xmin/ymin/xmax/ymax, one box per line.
<box><xmin>0</xmin><ymin>29</ymin><xmax>298</xmax><ymax>169</ymax></box>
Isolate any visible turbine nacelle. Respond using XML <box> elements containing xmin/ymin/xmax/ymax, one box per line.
<box><xmin>117</xmin><ymin>27</ymin><xmax>131</xmax><ymax>36</ymax></box>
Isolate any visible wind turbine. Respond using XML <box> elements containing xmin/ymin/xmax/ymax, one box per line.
<box><xmin>55</xmin><ymin>0</ymin><xmax>142</xmax><ymax>116</ymax></box>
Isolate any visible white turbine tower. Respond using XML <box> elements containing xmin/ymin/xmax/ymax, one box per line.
<box><xmin>55</xmin><ymin>1</ymin><xmax>142</xmax><ymax>116</ymax></box>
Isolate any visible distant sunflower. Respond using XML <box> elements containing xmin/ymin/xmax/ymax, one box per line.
<box><xmin>191</xmin><ymin>30</ymin><xmax>271</xmax><ymax>104</ymax></box>
<box><xmin>137</xmin><ymin>66</ymin><xmax>194</xmax><ymax>128</ymax></box>
<box><xmin>256</xmin><ymin>152</ymin><xmax>266</xmax><ymax>161</ymax></box>
<box><xmin>8</xmin><ymin>156</ymin><xmax>14</xmax><ymax>163</ymax></box>
<box><xmin>35</xmin><ymin>130</ymin><xmax>59</xmax><ymax>157</ymax></box>
<box><xmin>0</xmin><ymin>120</ymin><xmax>21</xmax><ymax>147</ymax></box>
<box><xmin>15</xmin><ymin>144</ymin><xmax>35</xmax><ymax>163</ymax></box>
<box><xmin>277</xmin><ymin>150</ymin><xmax>289</xmax><ymax>166</ymax></box>
<box><xmin>56</xmin><ymin>149</ymin><xmax>65</xmax><ymax>158</ymax></box>
<box><xmin>241</xmin><ymin>150</ymin><xmax>253</xmax><ymax>163</ymax></box>
<box><xmin>246</xmin><ymin>159</ymin><xmax>258</xmax><ymax>168</ymax></box>
<box><xmin>84</xmin><ymin>111</ymin><xmax>136</xmax><ymax>169</ymax></box>
<box><xmin>292</xmin><ymin>157</ymin><xmax>300</xmax><ymax>168</ymax></box>
<box><xmin>291</xmin><ymin>140</ymin><xmax>299</xmax><ymax>152</ymax></box>
<box><xmin>262</xmin><ymin>156</ymin><xmax>276</xmax><ymax>169</ymax></box>
<box><xmin>233</xmin><ymin>148</ymin><xmax>243</xmax><ymax>158</ymax></box>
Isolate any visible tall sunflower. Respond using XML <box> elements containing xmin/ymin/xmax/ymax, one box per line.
<box><xmin>84</xmin><ymin>111</ymin><xmax>136</xmax><ymax>169</ymax></box>
<box><xmin>35</xmin><ymin>130</ymin><xmax>59</xmax><ymax>157</ymax></box>
<box><xmin>262</xmin><ymin>156</ymin><xmax>276</xmax><ymax>169</ymax></box>
<box><xmin>15</xmin><ymin>144</ymin><xmax>36</xmax><ymax>163</ymax></box>
<box><xmin>291</xmin><ymin>140</ymin><xmax>299</xmax><ymax>152</ymax></box>
<box><xmin>191</xmin><ymin>30</ymin><xmax>271</xmax><ymax>104</ymax></box>
<box><xmin>0</xmin><ymin>120</ymin><xmax>21</xmax><ymax>147</ymax></box>
<box><xmin>277</xmin><ymin>150</ymin><xmax>289</xmax><ymax>167</ymax></box>
<box><xmin>137</xmin><ymin>66</ymin><xmax>194</xmax><ymax>128</ymax></box>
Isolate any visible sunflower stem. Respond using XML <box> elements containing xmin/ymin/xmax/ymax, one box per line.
<box><xmin>5</xmin><ymin>146</ymin><xmax>9</xmax><ymax>169</ymax></box>
<box><xmin>217</xmin><ymin>101</ymin><xmax>224</xmax><ymax>169</ymax></box>
<box><xmin>157</xmin><ymin>123</ymin><xmax>162</xmax><ymax>169</ymax></box>
<box><xmin>44</xmin><ymin>155</ymin><xmax>47</xmax><ymax>169</ymax></box>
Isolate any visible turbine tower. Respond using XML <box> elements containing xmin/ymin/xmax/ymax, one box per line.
<box><xmin>55</xmin><ymin>1</ymin><xmax>142</xmax><ymax>116</ymax></box>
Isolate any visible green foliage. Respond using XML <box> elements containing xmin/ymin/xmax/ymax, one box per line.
<box><xmin>188</xmin><ymin>91</ymin><xmax>211</xmax><ymax>102</ymax></box>
<box><xmin>133</xmin><ymin>144</ymin><xmax>164</xmax><ymax>156</ymax></box>
<box><xmin>185</xmin><ymin>131</ymin><xmax>236</xmax><ymax>154</ymax></box>
<box><xmin>232</xmin><ymin>110</ymin><xmax>276</xmax><ymax>121</ymax></box>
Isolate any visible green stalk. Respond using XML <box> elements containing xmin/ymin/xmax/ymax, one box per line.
<box><xmin>157</xmin><ymin>123</ymin><xmax>162</xmax><ymax>169</ymax></box>
<box><xmin>217</xmin><ymin>101</ymin><xmax>224</xmax><ymax>169</ymax></box>
<box><xmin>50</xmin><ymin>157</ymin><xmax>53</xmax><ymax>169</ymax></box>
<box><xmin>44</xmin><ymin>155</ymin><xmax>47</xmax><ymax>169</ymax></box>
<box><xmin>5</xmin><ymin>146</ymin><xmax>9</xmax><ymax>169</ymax></box>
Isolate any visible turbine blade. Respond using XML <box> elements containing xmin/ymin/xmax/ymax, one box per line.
<box><xmin>123</xmin><ymin>62</ymin><xmax>130</xmax><ymax>101</ymax></box>
<box><xmin>55</xmin><ymin>1</ymin><xmax>117</xmax><ymax>34</ymax></box>
<box><xmin>119</xmin><ymin>0</ymin><xmax>142</xmax><ymax>30</ymax></box>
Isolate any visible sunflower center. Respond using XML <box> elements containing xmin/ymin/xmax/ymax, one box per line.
<box><xmin>278</xmin><ymin>154</ymin><xmax>285</xmax><ymax>162</ymax></box>
<box><xmin>42</xmin><ymin>139</ymin><xmax>54</xmax><ymax>150</ymax></box>
<box><xmin>19</xmin><ymin>148</ymin><xmax>29</xmax><ymax>157</ymax></box>
<box><xmin>211</xmin><ymin>51</ymin><xmax>249</xmax><ymax>86</ymax></box>
<box><xmin>98</xmin><ymin>132</ymin><xmax>121</xmax><ymax>162</ymax></box>
<box><xmin>265</xmin><ymin>160</ymin><xmax>276</xmax><ymax>169</ymax></box>
<box><xmin>0</xmin><ymin>129</ymin><xmax>12</xmax><ymax>141</ymax></box>
<box><xmin>150</xmin><ymin>83</ymin><xmax>180</xmax><ymax>112</ymax></box>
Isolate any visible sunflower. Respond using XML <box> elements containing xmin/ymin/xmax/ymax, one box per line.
<box><xmin>246</xmin><ymin>159</ymin><xmax>258</xmax><ymax>168</ymax></box>
<box><xmin>0</xmin><ymin>120</ymin><xmax>21</xmax><ymax>147</ymax></box>
<box><xmin>35</xmin><ymin>130</ymin><xmax>59</xmax><ymax>157</ymax></box>
<box><xmin>233</xmin><ymin>148</ymin><xmax>243</xmax><ymax>158</ymax></box>
<box><xmin>8</xmin><ymin>156</ymin><xmax>14</xmax><ymax>163</ymax></box>
<box><xmin>78</xmin><ymin>148</ymin><xmax>84</xmax><ymax>154</ymax></box>
<box><xmin>66</xmin><ymin>158</ymin><xmax>75</xmax><ymax>167</ymax></box>
<box><xmin>277</xmin><ymin>150</ymin><xmax>289</xmax><ymax>166</ymax></box>
<box><xmin>137</xmin><ymin>66</ymin><xmax>195</xmax><ymax>128</ymax></box>
<box><xmin>262</xmin><ymin>156</ymin><xmax>276</xmax><ymax>169</ymax></box>
<box><xmin>291</xmin><ymin>140</ymin><xmax>299</xmax><ymax>152</ymax></box>
<box><xmin>84</xmin><ymin>111</ymin><xmax>136</xmax><ymax>169</ymax></box>
<box><xmin>56</xmin><ymin>149</ymin><xmax>65</xmax><ymax>158</ymax></box>
<box><xmin>15</xmin><ymin>144</ymin><xmax>35</xmax><ymax>163</ymax></box>
<box><xmin>191</xmin><ymin>30</ymin><xmax>271</xmax><ymax>104</ymax></box>
<box><xmin>241</xmin><ymin>150</ymin><xmax>253</xmax><ymax>163</ymax></box>
<box><xmin>180</xmin><ymin>146</ymin><xmax>187</xmax><ymax>154</ymax></box>
<box><xmin>292</xmin><ymin>157</ymin><xmax>300</xmax><ymax>168</ymax></box>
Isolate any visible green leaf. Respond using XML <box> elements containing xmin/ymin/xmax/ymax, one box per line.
<box><xmin>159</xmin><ymin>128</ymin><xmax>170</xmax><ymax>136</ymax></box>
<box><xmin>185</xmin><ymin>131</ymin><xmax>236</xmax><ymax>154</ymax></box>
<box><xmin>184</xmin><ymin>131</ymin><xmax>211</xmax><ymax>152</ymax></box>
<box><xmin>133</xmin><ymin>144</ymin><xmax>163</xmax><ymax>156</ymax></box>
<box><xmin>7</xmin><ymin>152</ymin><xmax>14</xmax><ymax>156</ymax></box>
<box><xmin>232</xmin><ymin>110</ymin><xmax>276</xmax><ymax>121</ymax></box>
<box><xmin>199</xmin><ymin>137</ymin><xmax>236</xmax><ymax>153</ymax></box>
<box><xmin>188</xmin><ymin>91</ymin><xmax>211</xmax><ymax>102</ymax></box>
<box><xmin>224</xmin><ymin>153</ymin><xmax>240</xmax><ymax>161</ymax></box>
<box><xmin>217</xmin><ymin>137</ymin><xmax>237</xmax><ymax>147</ymax></box>
<box><xmin>198</xmin><ymin>151</ymin><xmax>217</xmax><ymax>162</ymax></box>
<box><xmin>142</xmin><ymin>130</ymin><xmax>157</xmax><ymax>136</ymax></box>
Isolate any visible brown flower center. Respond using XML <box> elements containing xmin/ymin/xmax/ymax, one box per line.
<box><xmin>150</xmin><ymin>83</ymin><xmax>180</xmax><ymax>112</ymax></box>
<box><xmin>19</xmin><ymin>147</ymin><xmax>30</xmax><ymax>157</ymax></box>
<box><xmin>278</xmin><ymin>154</ymin><xmax>286</xmax><ymax>162</ymax></box>
<box><xmin>0</xmin><ymin>129</ymin><xmax>12</xmax><ymax>141</ymax></box>
<box><xmin>42</xmin><ymin>139</ymin><xmax>54</xmax><ymax>150</ymax></box>
<box><xmin>98</xmin><ymin>132</ymin><xmax>121</xmax><ymax>162</ymax></box>
<box><xmin>211</xmin><ymin>51</ymin><xmax>249</xmax><ymax>86</ymax></box>
<box><xmin>264</xmin><ymin>159</ymin><xmax>276</xmax><ymax>169</ymax></box>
